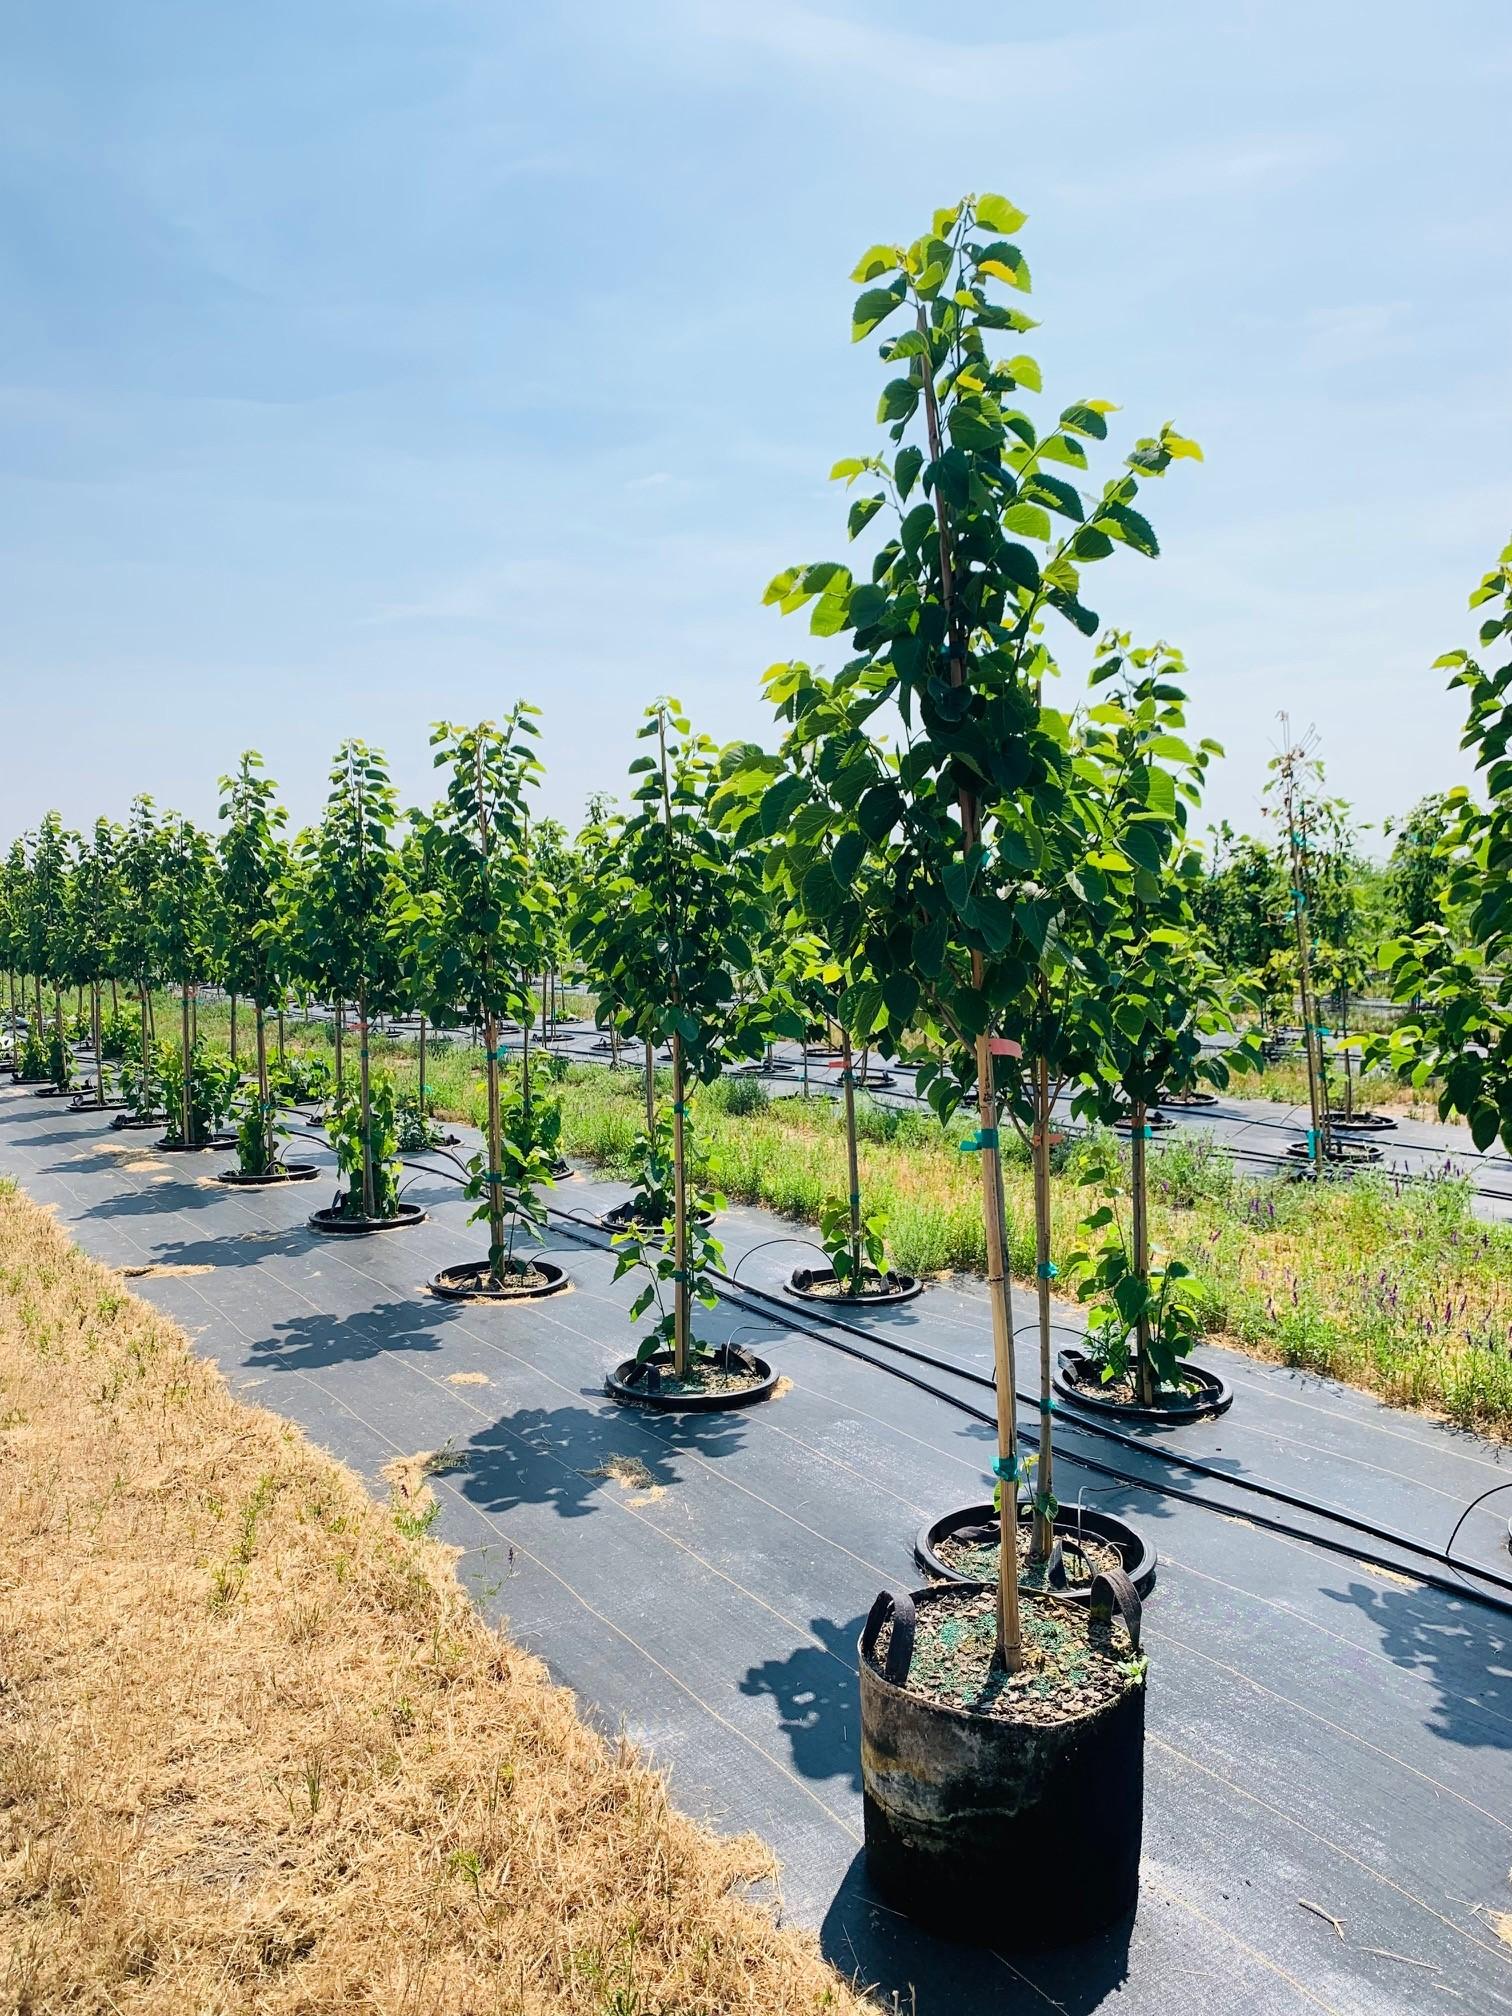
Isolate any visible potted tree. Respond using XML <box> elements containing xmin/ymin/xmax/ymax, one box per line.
<box><xmin>574</xmin><ymin>700</ymin><xmax>787</xmax><ymax>1407</ymax></box>
<box><xmin>151</xmin><ymin>813</ymin><xmax>235</xmax><ymax>1151</ymax></box>
<box><xmin>3</xmin><ymin>838</ymin><xmax>46</xmax><ymax>1082</ymax></box>
<box><xmin>111</xmin><ymin>797</ymin><xmax>165</xmax><ymax>1129</ymax></box>
<box><xmin>25</xmin><ymin>814</ymin><xmax>75</xmax><ymax>1098</ymax></box>
<box><xmin>66</xmin><ymin>819</ymin><xmax>129</xmax><ymax>1112</ymax></box>
<box><xmin>291</xmin><ymin>743</ymin><xmax>419</xmax><ymax>1233</ymax></box>
<box><xmin>215</xmin><ymin>753</ymin><xmax>315</xmax><ymax>1186</ymax></box>
<box><xmin>765</xmin><ymin>197</ymin><xmax>1192</xmax><ymax>1939</ymax></box>
<box><xmin>398</xmin><ymin>709</ymin><xmax>567</xmax><ymax>1298</ymax></box>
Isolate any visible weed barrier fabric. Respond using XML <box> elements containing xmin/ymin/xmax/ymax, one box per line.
<box><xmin>4</xmin><ymin>1081</ymin><xmax>1512</xmax><ymax>2015</ymax></box>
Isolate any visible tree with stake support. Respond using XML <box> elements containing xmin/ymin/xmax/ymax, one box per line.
<box><xmin>217</xmin><ymin>754</ymin><xmax>292</xmax><ymax>1178</ymax></box>
<box><xmin>68</xmin><ymin>820</ymin><xmax>123</xmax><ymax>1110</ymax></box>
<box><xmin>1269</xmin><ymin>721</ymin><xmax>1333</xmax><ymax>1176</ymax></box>
<box><xmin>760</xmin><ymin>196</ymin><xmax>1198</xmax><ymax>1666</ymax></box>
<box><xmin>151</xmin><ymin>814</ymin><xmax>229</xmax><ymax>1149</ymax></box>
<box><xmin>289</xmin><ymin>744</ymin><xmax>404</xmax><ymax>1224</ymax></box>
<box><xmin>397</xmin><ymin>709</ymin><xmax>558</xmax><ymax>1294</ymax></box>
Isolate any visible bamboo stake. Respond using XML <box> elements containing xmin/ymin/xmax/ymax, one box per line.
<box><xmin>1031</xmin><ymin>1047</ymin><xmax>1057</xmax><ymax>1557</ymax></box>
<box><xmin>256</xmin><ymin>1004</ymin><xmax>272</xmax><ymax>1172</ymax></box>
<box><xmin>91</xmin><ymin>981</ymin><xmax>103</xmax><ymax>1109</ymax></box>
<box><xmin>671</xmin><ymin>1030</ymin><xmax>689</xmax><ymax>1379</ymax></box>
<box><xmin>230</xmin><ymin>994</ymin><xmax>238</xmax><ymax>1065</ymax></box>
<box><xmin>1131</xmin><ymin>1096</ymin><xmax>1154</xmax><ymax>1407</ymax></box>
<box><xmin>357</xmin><ymin>988</ymin><xmax>375</xmax><ymax>1219</ymax></box>
<box><xmin>917</xmin><ymin>298</ymin><xmax>1023</xmax><ymax>1670</ymax></box>
<box><xmin>180</xmin><ymin>984</ymin><xmax>192</xmax><ymax>1146</ymax></box>
<box><xmin>418</xmin><ymin>1013</ymin><xmax>427</xmax><ymax>1119</ymax></box>
<box><xmin>841</xmin><ymin>1027</ymin><xmax>863</xmax><ymax>1287</ymax></box>
<box><xmin>644</xmin><ymin>1039</ymin><xmax>655</xmax><ymax>1132</ymax></box>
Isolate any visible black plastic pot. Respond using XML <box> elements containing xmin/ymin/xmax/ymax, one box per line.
<box><xmin>1114</xmin><ymin>1106</ymin><xmax>1173</xmax><ymax>1132</ymax></box>
<box><xmin>914</xmin><ymin>1502</ymin><xmax>1156</xmax><ymax>1599</ymax></box>
<box><xmin>602</xmin><ymin>1198</ymin><xmax>715</xmax><ymax>1235</ymax></box>
<box><xmin>428</xmin><ymin>1258</ymin><xmax>570</xmax><ymax>1301</ymax></box>
<box><xmin>110</xmin><ymin>1112</ymin><xmax>164</xmax><ymax>1131</ymax></box>
<box><xmin>1053</xmin><ymin>1345</ymin><xmax>1233</xmax><ymax>1423</ymax></box>
<box><xmin>155</xmin><ymin>1134</ymin><xmax>237</xmax><ymax>1154</ymax></box>
<box><xmin>1159</xmin><ymin>1088</ymin><xmax>1218</xmax><ymax>1108</ymax></box>
<box><xmin>604</xmin><ymin>1343</ymin><xmax>777</xmax><ymax>1412</ymax></box>
<box><xmin>10</xmin><ymin>1074</ymin><xmax>49</xmax><ymax>1086</ymax></box>
<box><xmin>1327</xmin><ymin>1109</ymin><xmax>1397</xmax><ymax>1133</ymax></box>
<box><xmin>1286</xmin><ymin>1136</ymin><xmax>1383</xmax><ymax>1167</ymax></box>
<box><xmin>216</xmin><ymin>1163</ymin><xmax>319</xmax><ymax>1187</ymax></box>
<box><xmin>69</xmin><ymin>1095</ymin><xmax>129</xmax><ymax>1113</ymax></box>
<box><xmin>734</xmin><ymin>1058</ymin><xmax>795</xmax><ymax>1076</ymax></box>
<box><xmin>859</xmin><ymin>1579</ymin><xmax>1145</xmax><ymax>1944</ymax></box>
<box><xmin>308</xmin><ymin>1202</ymin><xmax>427</xmax><ymax>1236</ymax></box>
<box><xmin>547</xmin><ymin>1157</ymin><xmax>574</xmax><ymax>1181</ymax></box>
<box><xmin>787</xmin><ymin>1264</ymin><xmax>922</xmax><ymax>1307</ymax></box>
<box><xmin>34</xmin><ymin>1085</ymin><xmax>78</xmax><ymax>1100</ymax></box>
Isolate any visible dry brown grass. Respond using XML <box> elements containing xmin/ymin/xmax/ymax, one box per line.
<box><xmin>0</xmin><ymin>1179</ymin><xmax>871</xmax><ymax>2016</ymax></box>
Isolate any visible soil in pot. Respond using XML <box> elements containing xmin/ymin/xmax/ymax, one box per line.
<box><xmin>1054</xmin><ymin>1345</ymin><xmax>1230</xmax><ymax>1422</ymax></box>
<box><xmin>429</xmin><ymin>1258</ymin><xmax>569</xmax><ymax>1301</ymax></box>
<box><xmin>788</xmin><ymin>1264</ymin><xmax>921</xmax><ymax>1306</ymax></box>
<box><xmin>602</xmin><ymin>1198</ymin><xmax>715</xmax><ymax>1234</ymax></box>
<box><xmin>606</xmin><ymin>1345</ymin><xmax>776</xmax><ymax>1410</ymax></box>
<box><xmin>937</xmin><ymin>1517</ymin><xmax>1122</xmax><ymax>1592</ymax></box>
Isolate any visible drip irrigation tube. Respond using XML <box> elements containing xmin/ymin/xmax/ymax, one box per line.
<box><xmin>541</xmin><ymin>1199</ymin><xmax>1512</xmax><ymax>1619</ymax></box>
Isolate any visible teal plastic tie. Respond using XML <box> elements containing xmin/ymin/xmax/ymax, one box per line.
<box><xmin>672</xmin><ymin>1100</ymin><xmax>689</xmax><ymax>1116</ymax></box>
<box><xmin>1136</xmin><ymin>1124</ymin><xmax>1153</xmax><ymax>1139</ymax></box>
<box><xmin>959</xmin><ymin>1126</ymin><xmax>999</xmax><ymax>1153</ymax></box>
<box><xmin>1037</xmin><ymin>1260</ymin><xmax>1058</xmax><ymax>1280</ymax></box>
<box><xmin>671</xmin><ymin>1267</ymin><xmax>689</xmax><ymax>1283</ymax></box>
<box><xmin>483</xmin><ymin>1170</ymin><xmax>503</xmax><ymax>1184</ymax></box>
<box><xmin>849</xmin><ymin>1191</ymin><xmax>861</xmax><ymax>1209</ymax></box>
<box><xmin>1038</xmin><ymin>1396</ymin><xmax>1055</xmax><ymax>1414</ymax></box>
<box><xmin>1306</xmin><ymin>1129</ymin><xmax>1318</xmax><ymax>1152</ymax></box>
<box><xmin>991</xmin><ymin>1453</ymin><xmax>1020</xmax><ymax>1482</ymax></box>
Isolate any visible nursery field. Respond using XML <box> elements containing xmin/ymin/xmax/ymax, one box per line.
<box><xmin>2</xmin><ymin>1081</ymin><xmax>1510</xmax><ymax>2016</ymax></box>
<box><xmin>149</xmin><ymin>999</ymin><xmax>1512</xmax><ymax>1439</ymax></box>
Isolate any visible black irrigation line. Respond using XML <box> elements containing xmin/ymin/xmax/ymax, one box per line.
<box><xmin>279</xmin><ymin>1102</ymin><xmax>1512</xmax><ymax>1608</ymax></box>
<box><xmin>538</xmin><ymin>1198</ymin><xmax>1512</xmax><ymax>1619</ymax></box>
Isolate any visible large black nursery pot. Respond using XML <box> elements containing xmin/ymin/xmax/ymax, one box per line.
<box><xmin>858</xmin><ymin>1576</ymin><xmax>1145</xmax><ymax>1946</ymax></box>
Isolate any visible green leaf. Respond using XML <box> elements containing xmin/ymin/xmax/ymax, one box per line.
<box><xmin>1001</xmin><ymin>501</ymin><xmax>1052</xmax><ymax>541</ymax></box>
<box><xmin>975</xmin><ymin>193</ymin><xmax>1029</xmax><ymax>235</ymax></box>
<box><xmin>947</xmin><ymin>402</ymin><xmax>1004</xmax><ymax>451</ymax></box>
<box><xmin>848</xmin><ymin>494</ymin><xmax>885</xmax><ymax>540</ymax></box>
<box><xmin>877</xmin><ymin>378</ymin><xmax>920</xmax><ymax>424</ymax></box>
<box><xmin>853</xmin><ymin>279</ymin><xmax>906</xmax><ymax>343</ymax></box>
<box><xmin>1023</xmin><ymin>472</ymin><xmax>1085</xmax><ymax>522</ymax></box>
<box><xmin>1007</xmin><ymin>353</ymin><xmax>1042</xmax><ymax>392</ymax></box>
<box><xmin>759</xmin><ymin>773</ymin><xmax>809</xmax><ymax>836</ymax></box>
<box><xmin>830</xmin><ymin>457</ymin><xmax>868</xmax><ymax>481</ymax></box>
<box><xmin>851</xmin><ymin>244</ymin><xmax>900</xmax><ymax>283</ymax></box>
<box><xmin>895</xmin><ymin>445</ymin><xmax>924</xmax><ymax>499</ymax></box>
<box><xmin>1059</xmin><ymin>402</ymin><xmax>1110</xmax><ymax>440</ymax></box>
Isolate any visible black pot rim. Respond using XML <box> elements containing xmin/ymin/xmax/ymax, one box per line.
<box><xmin>34</xmin><ymin>1085</ymin><xmax>78</xmax><ymax>1098</ymax></box>
<box><xmin>604</xmin><ymin>1345</ymin><xmax>777</xmax><ymax>1412</ymax></box>
<box><xmin>1053</xmin><ymin>1346</ymin><xmax>1233</xmax><ymax>1423</ymax></box>
<box><xmin>859</xmin><ymin>1580</ymin><xmax>1144</xmax><ymax>1730</ymax></box>
<box><xmin>428</xmin><ymin>1257</ymin><xmax>571</xmax><ymax>1301</ymax></box>
<box><xmin>69</xmin><ymin>1096</ymin><xmax>130</xmax><ymax>1113</ymax></box>
<box><xmin>154</xmin><ymin>1134</ymin><xmax>237</xmax><ymax>1153</ymax></box>
<box><xmin>914</xmin><ymin>1502</ymin><xmax>1157</xmax><ymax>1598</ymax></box>
<box><xmin>1114</xmin><ymin>1108</ymin><xmax>1173</xmax><ymax>1130</ymax></box>
<box><xmin>1159</xmin><ymin>1088</ymin><xmax>1218</xmax><ymax>1107</ymax></box>
<box><xmin>216</xmin><ymin>1163</ymin><xmax>320</xmax><ymax>1186</ymax></box>
<box><xmin>1326</xmin><ymin>1109</ymin><xmax>1398</xmax><ymax>1132</ymax></box>
<box><xmin>602</xmin><ymin>1199</ymin><xmax>716</xmax><ymax>1233</ymax></box>
<box><xmin>1285</xmin><ymin>1137</ymin><xmax>1384</xmax><ymax>1164</ymax></box>
<box><xmin>787</xmin><ymin>1264</ymin><xmax>923</xmax><ymax>1307</ymax></box>
<box><xmin>307</xmin><ymin>1202</ymin><xmax>428</xmax><ymax>1235</ymax></box>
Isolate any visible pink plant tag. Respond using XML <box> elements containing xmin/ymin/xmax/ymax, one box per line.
<box><xmin>989</xmin><ymin>1036</ymin><xmax>1022</xmax><ymax>1058</ymax></box>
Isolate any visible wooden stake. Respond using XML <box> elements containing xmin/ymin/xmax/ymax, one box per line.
<box><xmin>841</xmin><ymin>1027</ymin><xmax>863</xmax><ymax>1287</ymax></box>
<box><xmin>1131</xmin><ymin>1096</ymin><xmax>1154</xmax><ymax>1408</ymax></box>
<box><xmin>671</xmin><ymin>1030</ymin><xmax>689</xmax><ymax>1380</ymax></box>
<box><xmin>91</xmin><ymin>981</ymin><xmax>104</xmax><ymax>1109</ymax></box>
<box><xmin>1031</xmin><ymin>1049</ymin><xmax>1056</xmax><ymax>1558</ymax></box>
<box><xmin>357</xmin><ymin>987</ymin><xmax>375</xmax><ymax>1218</ymax></box>
<box><xmin>256</xmin><ymin>1003</ymin><xmax>272</xmax><ymax>1173</ymax></box>
<box><xmin>180</xmin><ymin>983</ymin><xmax>192</xmax><ymax>1146</ymax></box>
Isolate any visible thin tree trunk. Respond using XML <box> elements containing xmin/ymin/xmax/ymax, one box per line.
<box><xmin>357</xmin><ymin>989</ymin><xmax>375</xmax><ymax>1218</ymax></box>
<box><xmin>1031</xmin><ymin>1051</ymin><xmax>1057</xmax><ymax>1558</ymax></box>
<box><xmin>53</xmin><ymin>987</ymin><xmax>66</xmax><ymax>1091</ymax></box>
<box><xmin>230</xmin><ymin>994</ymin><xmax>238</xmax><ymax>1065</ymax></box>
<box><xmin>418</xmin><ymin>1013</ymin><xmax>427</xmax><ymax>1119</ymax></box>
<box><xmin>484</xmin><ymin>1011</ymin><xmax>505</xmax><ymax>1285</ymax></box>
<box><xmin>335</xmin><ymin>1013</ymin><xmax>344</xmax><ymax>1100</ymax></box>
<box><xmin>277</xmin><ymin>1007</ymin><xmax>285</xmax><ymax>1066</ymax></box>
<box><xmin>541</xmin><ymin>970</ymin><xmax>549</xmax><ymax>1041</ymax></box>
<box><xmin>180</xmin><ymin>984</ymin><xmax>193</xmax><ymax>1146</ymax></box>
<box><xmin>92</xmin><ymin>981</ymin><xmax>104</xmax><ymax>1109</ymax></box>
<box><xmin>672</xmin><ymin>1031</ymin><xmax>689</xmax><ymax>1379</ymax></box>
<box><xmin>644</xmin><ymin>1039</ymin><xmax>655</xmax><ymax>1132</ymax></box>
<box><xmin>918</xmin><ymin>306</ymin><xmax>1023</xmax><ymax>1670</ymax></box>
<box><xmin>256</xmin><ymin>1007</ymin><xmax>272</xmax><ymax>1172</ymax></box>
<box><xmin>110</xmin><ymin>977</ymin><xmax>118</xmax><ymax>1018</ymax></box>
<box><xmin>1131</xmin><ymin>1096</ymin><xmax>1154</xmax><ymax>1408</ymax></box>
<box><xmin>841</xmin><ymin>1028</ymin><xmax>863</xmax><ymax>1288</ymax></box>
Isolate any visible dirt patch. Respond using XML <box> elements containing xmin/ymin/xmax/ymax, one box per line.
<box><xmin>586</xmin><ymin>1454</ymin><xmax>666</xmax><ymax>1505</ymax></box>
<box><xmin>120</xmin><ymin>1263</ymin><xmax>213</xmax><ymax>1279</ymax></box>
<box><xmin>937</xmin><ymin>1520</ymin><xmax>1123</xmax><ymax>1592</ymax></box>
<box><xmin>0</xmin><ymin>1182</ymin><xmax>869</xmax><ymax>2015</ymax></box>
<box><xmin>445</xmin><ymin>1370</ymin><xmax>491</xmax><ymax>1387</ymax></box>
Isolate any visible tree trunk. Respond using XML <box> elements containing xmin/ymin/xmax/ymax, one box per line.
<box><xmin>484</xmin><ymin>1011</ymin><xmax>506</xmax><ymax>1285</ymax></box>
<box><xmin>180</xmin><ymin>984</ymin><xmax>193</xmax><ymax>1146</ymax></box>
<box><xmin>671</xmin><ymin>1032</ymin><xmax>689</xmax><ymax>1380</ymax></box>
<box><xmin>1030</xmin><ymin>1052</ymin><xmax>1056</xmax><ymax>1559</ymax></box>
<box><xmin>541</xmin><ymin>970</ymin><xmax>549</xmax><ymax>1041</ymax></box>
<box><xmin>91</xmin><ymin>981</ymin><xmax>103</xmax><ymax>1109</ymax></box>
<box><xmin>110</xmin><ymin>977</ymin><xmax>118</xmax><ymax>1019</ymax></box>
<box><xmin>418</xmin><ymin>1014</ymin><xmax>427</xmax><ymax>1119</ymax></box>
<box><xmin>277</xmin><ymin>1007</ymin><xmax>285</xmax><ymax>1066</ymax></box>
<box><xmin>335</xmin><ymin>1012</ymin><xmax>344</xmax><ymax>1100</ymax></box>
<box><xmin>1131</xmin><ymin>1097</ymin><xmax>1154</xmax><ymax>1408</ymax></box>
<box><xmin>357</xmin><ymin>989</ymin><xmax>375</xmax><ymax>1218</ymax></box>
<box><xmin>841</xmin><ymin>1028</ymin><xmax>863</xmax><ymax>1288</ymax></box>
<box><xmin>644</xmin><ymin>1039</ymin><xmax>655</xmax><ymax>1133</ymax></box>
<box><xmin>230</xmin><ymin>993</ymin><xmax>238</xmax><ymax>1065</ymax></box>
<box><xmin>256</xmin><ymin>1007</ymin><xmax>272</xmax><ymax>1172</ymax></box>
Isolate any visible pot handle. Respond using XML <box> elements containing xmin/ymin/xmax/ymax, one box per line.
<box><xmin>1089</xmin><ymin>1567</ymin><xmax>1142</xmax><ymax>1654</ymax></box>
<box><xmin>861</xmin><ymin>1588</ymin><xmax>916</xmax><ymax>1686</ymax></box>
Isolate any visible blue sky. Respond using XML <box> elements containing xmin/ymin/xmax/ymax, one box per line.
<box><xmin>4</xmin><ymin>2</ymin><xmax>1510</xmax><ymax>853</ymax></box>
